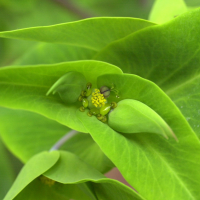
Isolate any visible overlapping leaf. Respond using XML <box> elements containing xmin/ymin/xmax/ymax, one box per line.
<box><xmin>0</xmin><ymin>107</ymin><xmax>113</xmax><ymax>173</ymax></box>
<box><xmin>3</xmin><ymin>151</ymin><xmax>59</xmax><ymax>200</ymax></box>
<box><xmin>94</xmin><ymin>8</ymin><xmax>200</xmax><ymax>138</ymax></box>
<box><xmin>75</xmin><ymin>73</ymin><xmax>200</xmax><ymax>200</ymax></box>
<box><xmin>6</xmin><ymin>151</ymin><xmax>143</xmax><ymax>200</ymax></box>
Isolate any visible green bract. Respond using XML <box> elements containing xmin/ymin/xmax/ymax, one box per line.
<box><xmin>108</xmin><ymin>99</ymin><xmax>177</xmax><ymax>140</ymax></box>
<box><xmin>46</xmin><ymin>71</ymin><xmax>87</xmax><ymax>104</ymax></box>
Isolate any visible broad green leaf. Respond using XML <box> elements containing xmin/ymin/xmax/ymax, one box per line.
<box><xmin>75</xmin><ymin>73</ymin><xmax>200</xmax><ymax>200</ymax></box>
<box><xmin>44</xmin><ymin>151</ymin><xmax>143</xmax><ymax>200</ymax></box>
<box><xmin>3</xmin><ymin>151</ymin><xmax>59</xmax><ymax>200</ymax></box>
<box><xmin>14</xmin><ymin>43</ymin><xmax>96</xmax><ymax>65</ymax></box>
<box><xmin>0</xmin><ymin>107</ymin><xmax>113</xmax><ymax>173</ymax></box>
<box><xmin>108</xmin><ymin>99</ymin><xmax>177</xmax><ymax>140</ymax></box>
<box><xmin>94</xmin><ymin>8</ymin><xmax>200</xmax><ymax>137</ymax></box>
<box><xmin>0</xmin><ymin>60</ymin><xmax>122</xmax><ymax>132</ymax></box>
<box><xmin>0</xmin><ymin>18</ymin><xmax>155</xmax><ymax>51</ymax></box>
<box><xmin>149</xmin><ymin>0</ymin><xmax>187</xmax><ymax>24</ymax></box>
<box><xmin>0</xmin><ymin>139</ymin><xmax>15</xmax><ymax>199</ymax></box>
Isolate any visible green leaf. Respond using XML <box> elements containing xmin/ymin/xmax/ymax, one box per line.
<box><xmin>44</xmin><ymin>151</ymin><xmax>143</xmax><ymax>200</ymax></box>
<box><xmin>94</xmin><ymin>8</ymin><xmax>200</xmax><ymax>138</ymax></box>
<box><xmin>0</xmin><ymin>18</ymin><xmax>155</xmax><ymax>50</ymax></box>
<box><xmin>3</xmin><ymin>151</ymin><xmax>59</xmax><ymax>200</ymax></box>
<box><xmin>9</xmin><ymin>151</ymin><xmax>141</xmax><ymax>200</ymax></box>
<box><xmin>14</xmin><ymin>43</ymin><xmax>96</xmax><ymax>65</ymax></box>
<box><xmin>149</xmin><ymin>0</ymin><xmax>187</xmax><ymax>24</ymax></box>
<box><xmin>75</xmin><ymin>73</ymin><xmax>200</xmax><ymax>200</ymax></box>
<box><xmin>0</xmin><ymin>107</ymin><xmax>113</xmax><ymax>173</ymax></box>
<box><xmin>108</xmin><ymin>99</ymin><xmax>177</xmax><ymax>140</ymax></box>
<box><xmin>0</xmin><ymin>60</ymin><xmax>122</xmax><ymax>132</ymax></box>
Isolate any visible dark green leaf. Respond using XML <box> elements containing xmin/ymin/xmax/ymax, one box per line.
<box><xmin>14</xmin><ymin>179</ymin><xmax>94</xmax><ymax>200</ymax></box>
<box><xmin>3</xmin><ymin>151</ymin><xmax>59</xmax><ymax>200</ymax></box>
<box><xmin>0</xmin><ymin>139</ymin><xmax>15</xmax><ymax>199</ymax></box>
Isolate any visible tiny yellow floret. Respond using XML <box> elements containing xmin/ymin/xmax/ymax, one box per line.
<box><xmin>40</xmin><ymin>176</ymin><xmax>55</xmax><ymax>187</ymax></box>
<box><xmin>91</xmin><ymin>89</ymin><xmax>106</xmax><ymax>107</ymax></box>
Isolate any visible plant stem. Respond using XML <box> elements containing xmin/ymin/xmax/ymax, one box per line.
<box><xmin>50</xmin><ymin>130</ymin><xmax>79</xmax><ymax>151</ymax></box>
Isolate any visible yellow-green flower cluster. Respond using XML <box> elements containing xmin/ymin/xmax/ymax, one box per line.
<box><xmin>91</xmin><ymin>89</ymin><xmax>106</xmax><ymax>107</ymax></box>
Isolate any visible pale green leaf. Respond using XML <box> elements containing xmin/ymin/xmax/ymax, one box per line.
<box><xmin>149</xmin><ymin>0</ymin><xmax>187</xmax><ymax>24</ymax></box>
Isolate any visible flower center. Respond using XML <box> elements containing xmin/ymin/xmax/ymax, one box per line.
<box><xmin>91</xmin><ymin>89</ymin><xmax>106</xmax><ymax>107</ymax></box>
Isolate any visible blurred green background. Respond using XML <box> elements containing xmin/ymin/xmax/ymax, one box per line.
<box><xmin>0</xmin><ymin>0</ymin><xmax>199</xmax><ymax>199</ymax></box>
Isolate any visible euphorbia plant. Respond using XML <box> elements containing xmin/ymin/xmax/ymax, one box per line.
<box><xmin>0</xmin><ymin>0</ymin><xmax>200</xmax><ymax>200</ymax></box>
